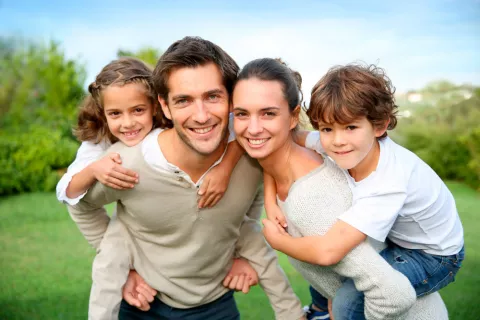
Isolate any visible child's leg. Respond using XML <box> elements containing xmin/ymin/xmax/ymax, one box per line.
<box><xmin>332</xmin><ymin>279</ymin><xmax>365</xmax><ymax>320</ymax></box>
<box><xmin>309</xmin><ymin>286</ymin><xmax>329</xmax><ymax>311</ymax></box>
<box><xmin>89</xmin><ymin>215</ymin><xmax>132</xmax><ymax>320</ymax></box>
<box><xmin>379</xmin><ymin>242</ymin><xmax>465</xmax><ymax>297</ymax></box>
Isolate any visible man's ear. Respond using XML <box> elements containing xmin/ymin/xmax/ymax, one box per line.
<box><xmin>289</xmin><ymin>105</ymin><xmax>301</xmax><ymax>130</ymax></box>
<box><xmin>158</xmin><ymin>95</ymin><xmax>172</xmax><ymax>120</ymax></box>
<box><xmin>375</xmin><ymin>119</ymin><xmax>390</xmax><ymax>138</ymax></box>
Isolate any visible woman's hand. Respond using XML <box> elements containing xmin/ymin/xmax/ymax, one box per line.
<box><xmin>262</xmin><ymin>219</ymin><xmax>289</xmax><ymax>250</ymax></box>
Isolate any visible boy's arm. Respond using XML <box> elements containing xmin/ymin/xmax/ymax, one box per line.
<box><xmin>198</xmin><ymin>140</ymin><xmax>244</xmax><ymax>208</ymax></box>
<box><xmin>235</xmin><ymin>186</ymin><xmax>305</xmax><ymax>320</ymax></box>
<box><xmin>263</xmin><ymin>172</ymin><xmax>287</xmax><ymax>228</ymax></box>
<box><xmin>294</xmin><ymin>130</ymin><xmax>325</xmax><ymax>153</ymax></box>
<box><xmin>292</xmin><ymin>130</ymin><xmax>311</xmax><ymax>147</ymax></box>
<box><xmin>67</xmin><ymin>181</ymin><xmax>118</xmax><ymax>250</ymax></box>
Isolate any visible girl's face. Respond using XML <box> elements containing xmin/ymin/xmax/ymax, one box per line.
<box><xmin>233</xmin><ymin>78</ymin><xmax>298</xmax><ymax>160</ymax></box>
<box><xmin>103</xmin><ymin>82</ymin><xmax>156</xmax><ymax>146</ymax></box>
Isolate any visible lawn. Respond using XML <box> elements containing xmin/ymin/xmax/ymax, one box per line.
<box><xmin>0</xmin><ymin>182</ymin><xmax>478</xmax><ymax>319</ymax></box>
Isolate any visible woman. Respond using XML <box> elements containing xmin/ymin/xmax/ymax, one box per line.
<box><xmin>232</xmin><ymin>58</ymin><xmax>448</xmax><ymax>320</ymax></box>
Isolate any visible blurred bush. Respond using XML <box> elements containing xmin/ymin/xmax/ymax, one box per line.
<box><xmin>0</xmin><ymin>36</ymin><xmax>85</xmax><ymax>195</ymax></box>
<box><xmin>394</xmin><ymin>84</ymin><xmax>480</xmax><ymax>190</ymax></box>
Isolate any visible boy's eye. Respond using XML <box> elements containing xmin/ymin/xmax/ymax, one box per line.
<box><xmin>346</xmin><ymin>125</ymin><xmax>357</xmax><ymax>130</ymax></box>
<box><xmin>320</xmin><ymin>128</ymin><xmax>332</xmax><ymax>132</ymax></box>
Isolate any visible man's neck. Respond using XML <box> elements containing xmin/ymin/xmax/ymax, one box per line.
<box><xmin>158</xmin><ymin>129</ymin><xmax>228</xmax><ymax>183</ymax></box>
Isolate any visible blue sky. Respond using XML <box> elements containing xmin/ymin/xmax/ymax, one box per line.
<box><xmin>2</xmin><ymin>0</ymin><xmax>479</xmax><ymax>93</ymax></box>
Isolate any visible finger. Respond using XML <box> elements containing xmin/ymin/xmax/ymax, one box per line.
<box><xmin>105</xmin><ymin>182</ymin><xmax>127</xmax><ymax>190</ymax></box>
<box><xmin>110</xmin><ymin>170</ymin><xmax>139</xmax><ymax>184</ymax></box>
<box><xmin>109</xmin><ymin>153</ymin><xmax>122</xmax><ymax>164</ymax></box>
<box><xmin>203</xmin><ymin>192</ymin><xmax>218</xmax><ymax>209</ymax></box>
<box><xmin>276</xmin><ymin>214</ymin><xmax>288</xmax><ymax>228</ymax></box>
<box><xmin>105</xmin><ymin>176</ymin><xmax>135</xmax><ymax>189</ymax></box>
<box><xmin>228</xmin><ymin>275</ymin><xmax>239</xmax><ymax>290</ymax></box>
<box><xmin>249</xmin><ymin>275</ymin><xmax>259</xmax><ymax>286</ymax></box>
<box><xmin>235</xmin><ymin>274</ymin><xmax>246</xmax><ymax>291</ymax></box>
<box><xmin>136</xmin><ymin>292</ymin><xmax>151</xmax><ymax>311</ymax></box>
<box><xmin>208</xmin><ymin>194</ymin><xmax>223</xmax><ymax>208</ymax></box>
<box><xmin>198</xmin><ymin>179</ymin><xmax>209</xmax><ymax>196</ymax></box>
<box><xmin>242</xmin><ymin>277</ymin><xmax>251</xmax><ymax>294</ymax></box>
<box><xmin>114</xmin><ymin>166</ymin><xmax>139</xmax><ymax>179</ymax></box>
<box><xmin>136</xmin><ymin>285</ymin><xmax>155</xmax><ymax>302</ymax></box>
<box><xmin>138</xmin><ymin>283</ymin><xmax>157</xmax><ymax>297</ymax></box>
<box><xmin>124</xmin><ymin>292</ymin><xmax>142</xmax><ymax>308</ymax></box>
<box><xmin>223</xmin><ymin>275</ymin><xmax>232</xmax><ymax>287</ymax></box>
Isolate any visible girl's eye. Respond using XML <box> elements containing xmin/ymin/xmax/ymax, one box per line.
<box><xmin>134</xmin><ymin>108</ymin><xmax>145</xmax><ymax>113</ymax></box>
<box><xmin>108</xmin><ymin>111</ymin><xmax>120</xmax><ymax>117</ymax></box>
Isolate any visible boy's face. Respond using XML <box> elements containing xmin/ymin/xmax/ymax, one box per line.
<box><xmin>158</xmin><ymin>62</ymin><xmax>230</xmax><ymax>156</ymax></box>
<box><xmin>318</xmin><ymin>117</ymin><xmax>386</xmax><ymax>171</ymax></box>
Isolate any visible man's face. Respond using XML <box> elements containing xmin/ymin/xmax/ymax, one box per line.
<box><xmin>159</xmin><ymin>62</ymin><xmax>230</xmax><ymax>156</ymax></box>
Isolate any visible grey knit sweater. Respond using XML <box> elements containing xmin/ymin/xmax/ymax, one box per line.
<box><xmin>281</xmin><ymin>156</ymin><xmax>448</xmax><ymax>320</ymax></box>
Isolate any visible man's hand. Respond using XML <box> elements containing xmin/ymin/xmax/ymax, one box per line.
<box><xmin>122</xmin><ymin>270</ymin><xmax>157</xmax><ymax>311</ymax></box>
<box><xmin>90</xmin><ymin>153</ymin><xmax>138</xmax><ymax>190</ymax></box>
<box><xmin>222</xmin><ymin>258</ymin><xmax>259</xmax><ymax>294</ymax></box>
<box><xmin>262</xmin><ymin>219</ymin><xmax>289</xmax><ymax>250</ymax></box>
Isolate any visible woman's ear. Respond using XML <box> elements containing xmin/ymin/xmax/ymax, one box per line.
<box><xmin>290</xmin><ymin>105</ymin><xmax>301</xmax><ymax>130</ymax></box>
<box><xmin>158</xmin><ymin>95</ymin><xmax>172</xmax><ymax>120</ymax></box>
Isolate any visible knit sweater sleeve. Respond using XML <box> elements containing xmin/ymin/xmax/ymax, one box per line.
<box><xmin>285</xmin><ymin>159</ymin><xmax>416</xmax><ymax>320</ymax></box>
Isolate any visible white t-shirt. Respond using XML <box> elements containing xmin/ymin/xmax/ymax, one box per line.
<box><xmin>56</xmin><ymin>116</ymin><xmax>236</xmax><ymax>205</ymax></box>
<box><xmin>305</xmin><ymin>132</ymin><xmax>464</xmax><ymax>256</ymax></box>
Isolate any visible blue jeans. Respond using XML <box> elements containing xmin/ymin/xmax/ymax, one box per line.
<box><xmin>119</xmin><ymin>290</ymin><xmax>240</xmax><ymax>320</ymax></box>
<box><xmin>313</xmin><ymin>243</ymin><xmax>465</xmax><ymax>320</ymax></box>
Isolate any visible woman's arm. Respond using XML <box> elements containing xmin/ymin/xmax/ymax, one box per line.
<box><xmin>263</xmin><ymin>172</ymin><xmax>287</xmax><ymax>228</ymax></box>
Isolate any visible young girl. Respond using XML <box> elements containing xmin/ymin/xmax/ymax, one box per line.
<box><xmin>264</xmin><ymin>63</ymin><xmax>464</xmax><ymax>319</ymax></box>
<box><xmin>57</xmin><ymin>57</ymin><xmax>257</xmax><ymax>319</ymax></box>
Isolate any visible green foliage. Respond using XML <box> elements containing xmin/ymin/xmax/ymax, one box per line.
<box><xmin>117</xmin><ymin>46</ymin><xmax>163</xmax><ymax>67</ymax></box>
<box><xmin>0</xmin><ymin>37</ymin><xmax>85</xmax><ymax>195</ymax></box>
<box><xmin>396</xmin><ymin>91</ymin><xmax>480</xmax><ymax>190</ymax></box>
<box><xmin>0</xmin><ymin>126</ymin><xmax>79</xmax><ymax>195</ymax></box>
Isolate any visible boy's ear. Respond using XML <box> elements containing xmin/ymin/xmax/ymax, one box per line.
<box><xmin>375</xmin><ymin>119</ymin><xmax>390</xmax><ymax>137</ymax></box>
<box><xmin>158</xmin><ymin>95</ymin><xmax>172</xmax><ymax>120</ymax></box>
<box><xmin>289</xmin><ymin>105</ymin><xmax>301</xmax><ymax>130</ymax></box>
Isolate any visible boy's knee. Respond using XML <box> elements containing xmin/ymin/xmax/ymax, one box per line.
<box><xmin>333</xmin><ymin>283</ymin><xmax>365</xmax><ymax>318</ymax></box>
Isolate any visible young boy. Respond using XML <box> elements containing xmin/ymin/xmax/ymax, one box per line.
<box><xmin>265</xmin><ymin>63</ymin><xmax>464</xmax><ymax>319</ymax></box>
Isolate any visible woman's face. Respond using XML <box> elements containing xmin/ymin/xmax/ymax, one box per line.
<box><xmin>233</xmin><ymin>78</ymin><xmax>298</xmax><ymax>160</ymax></box>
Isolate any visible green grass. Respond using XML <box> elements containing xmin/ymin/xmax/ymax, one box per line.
<box><xmin>0</xmin><ymin>182</ymin><xmax>478</xmax><ymax>319</ymax></box>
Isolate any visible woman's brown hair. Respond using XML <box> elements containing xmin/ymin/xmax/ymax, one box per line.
<box><xmin>307</xmin><ymin>63</ymin><xmax>398</xmax><ymax>138</ymax></box>
<box><xmin>73</xmin><ymin>57</ymin><xmax>171</xmax><ymax>144</ymax></box>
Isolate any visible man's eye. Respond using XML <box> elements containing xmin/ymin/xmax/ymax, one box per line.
<box><xmin>208</xmin><ymin>94</ymin><xmax>219</xmax><ymax>101</ymax></box>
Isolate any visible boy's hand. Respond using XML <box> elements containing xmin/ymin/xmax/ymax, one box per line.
<box><xmin>198</xmin><ymin>165</ymin><xmax>230</xmax><ymax>209</ymax></box>
<box><xmin>222</xmin><ymin>258</ymin><xmax>259</xmax><ymax>294</ymax></box>
<box><xmin>122</xmin><ymin>270</ymin><xmax>157</xmax><ymax>311</ymax></box>
<box><xmin>265</xmin><ymin>204</ymin><xmax>288</xmax><ymax>229</ymax></box>
<box><xmin>262</xmin><ymin>219</ymin><xmax>289</xmax><ymax>250</ymax></box>
<box><xmin>90</xmin><ymin>153</ymin><xmax>138</xmax><ymax>190</ymax></box>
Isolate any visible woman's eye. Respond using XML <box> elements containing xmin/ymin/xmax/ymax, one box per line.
<box><xmin>234</xmin><ymin>112</ymin><xmax>247</xmax><ymax>117</ymax></box>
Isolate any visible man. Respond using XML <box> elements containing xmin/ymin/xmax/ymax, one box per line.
<box><xmin>68</xmin><ymin>37</ymin><xmax>305</xmax><ymax>320</ymax></box>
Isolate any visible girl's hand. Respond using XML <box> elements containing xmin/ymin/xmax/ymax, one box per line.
<box><xmin>198</xmin><ymin>165</ymin><xmax>230</xmax><ymax>209</ymax></box>
<box><xmin>89</xmin><ymin>153</ymin><xmax>138</xmax><ymax>189</ymax></box>
<box><xmin>222</xmin><ymin>258</ymin><xmax>259</xmax><ymax>294</ymax></box>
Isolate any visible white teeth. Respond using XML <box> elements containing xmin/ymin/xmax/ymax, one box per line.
<box><xmin>123</xmin><ymin>130</ymin><xmax>140</xmax><ymax>137</ymax></box>
<box><xmin>193</xmin><ymin>126</ymin><xmax>214</xmax><ymax>134</ymax></box>
<box><xmin>248</xmin><ymin>138</ymin><xmax>268</xmax><ymax>145</ymax></box>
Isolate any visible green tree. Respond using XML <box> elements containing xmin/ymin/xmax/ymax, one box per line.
<box><xmin>0</xmin><ymin>36</ymin><xmax>86</xmax><ymax>195</ymax></box>
<box><xmin>117</xmin><ymin>46</ymin><xmax>163</xmax><ymax>67</ymax></box>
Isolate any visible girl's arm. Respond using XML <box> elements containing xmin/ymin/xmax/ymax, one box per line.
<box><xmin>264</xmin><ymin>172</ymin><xmax>287</xmax><ymax>228</ymax></box>
<box><xmin>66</xmin><ymin>152</ymin><xmax>138</xmax><ymax>199</ymax></box>
<box><xmin>198</xmin><ymin>140</ymin><xmax>244</xmax><ymax>208</ymax></box>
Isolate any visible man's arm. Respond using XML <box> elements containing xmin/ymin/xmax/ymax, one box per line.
<box><xmin>67</xmin><ymin>181</ymin><xmax>118</xmax><ymax>250</ymax></box>
<box><xmin>235</xmin><ymin>185</ymin><xmax>305</xmax><ymax>320</ymax></box>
